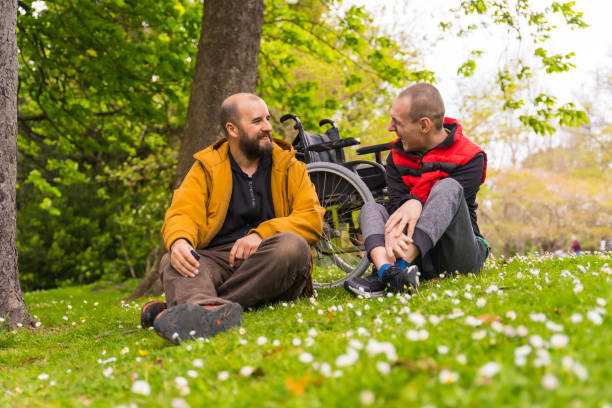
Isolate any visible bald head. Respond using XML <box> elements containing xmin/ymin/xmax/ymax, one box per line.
<box><xmin>220</xmin><ymin>93</ymin><xmax>265</xmax><ymax>136</ymax></box>
<box><xmin>398</xmin><ymin>83</ymin><xmax>445</xmax><ymax>130</ymax></box>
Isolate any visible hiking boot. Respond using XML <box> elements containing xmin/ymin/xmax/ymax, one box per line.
<box><xmin>140</xmin><ymin>300</ymin><xmax>167</xmax><ymax>329</ymax></box>
<box><xmin>153</xmin><ymin>303</ymin><xmax>243</xmax><ymax>345</ymax></box>
<box><xmin>344</xmin><ymin>273</ymin><xmax>386</xmax><ymax>298</ymax></box>
<box><xmin>381</xmin><ymin>265</ymin><xmax>420</xmax><ymax>293</ymax></box>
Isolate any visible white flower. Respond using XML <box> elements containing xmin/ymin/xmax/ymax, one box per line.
<box><xmin>437</xmin><ymin>345</ymin><xmax>449</xmax><ymax>355</ymax></box>
<box><xmin>359</xmin><ymin>390</ymin><xmax>375</xmax><ymax>405</ymax></box>
<box><xmin>529</xmin><ymin>335</ymin><xmax>544</xmax><ymax>348</ymax></box>
<box><xmin>545</xmin><ymin>321</ymin><xmax>563</xmax><ymax>332</ymax></box>
<box><xmin>336</xmin><ymin>349</ymin><xmax>359</xmax><ymax>367</ymax></box>
<box><xmin>308</xmin><ymin>328</ymin><xmax>318</xmax><ymax>337</ymax></box>
<box><xmin>38</xmin><ymin>373</ymin><xmax>49</xmax><ymax>381</ymax></box>
<box><xmin>406</xmin><ymin>329</ymin><xmax>419</xmax><ymax>341</ymax></box>
<box><xmin>516</xmin><ymin>325</ymin><xmax>528</xmax><ymax>337</ymax></box>
<box><xmin>491</xmin><ymin>321</ymin><xmax>504</xmax><ymax>333</ymax></box>
<box><xmin>464</xmin><ymin>292</ymin><xmax>473</xmax><ymax>300</ymax></box>
<box><xmin>485</xmin><ymin>284</ymin><xmax>499</xmax><ymax>294</ymax></box>
<box><xmin>456</xmin><ymin>354</ymin><xmax>467</xmax><ymax>364</ymax></box>
<box><xmin>476</xmin><ymin>298</ymin><xmax>486</xmax><ymax>307</ymax></box>
<box><xmin>533</xmin><ymin>348</ymin><xmax>551</xmax><ymax>367</ymax></box>
<box><xmin>120</xmin><ymin>347</ymin><xmax>129</xmax><ymax>355</ymax></box>
<box><xmin>217</xmin><ymin>371</ymin><xmax>229</xmax><ymax>381</ymax></box>
<box><xmin>257</xmin><ymin>336</ymin><xmax>267</xmax><ymax>345</ymax></box>
<box><xmin>187</xmin><ymin>370</ymin><xmax>197</xmax><ymax>378</ymax></box>
<box><xmin>514</xmin><ymin>345</ymin><xmax>532</xmax><ymax>357</ymax></box>
<box><xmin>439</xmin><ymin>369</ymin><xmax>459</xmax><ymax>384</ymax></box>
<box><xmin>273</xmin><ymin>339</ymin><xmax>280</xmax><ymax>347</ymax></box>
<box><xmin>587</xmin><ymin>310</ymin><xmax>603</xmax><ymax>325</ymax></box>
<box><xmin>572</xmin><ymin>362</ymin><xmax>588</xmax><ymax>380</ymax></box>
<box><xmin>374</xmin><ymin>317</ymin><xmax>383</xmax><ymax>326</ymax></box>
<box><xmin>376</xmin><ymin>361</ymin><xmax>391</xmax><ymax>375</ymax></box>
<box><xmin>596</xmin><ymin>297</ymin><xmax>606</xmax><ymax>306</ymax></box>
<box><xmin>171</xmin><ymin>398</ymin><xmax>190</xmax><ymax>408</ymax></box>
<box><xmin>514</xmin><ymin>356</ymin><xmax>527</xmax><ymax>366</ymax></box>
<box><xmin>193</xmin><ymin>359</ymin><xmax>204</xmax><ymax>368</ymax></box>
<box><xmin>478</xmin><ymin>362</ymin><xmax>500</xmax><ymax>378</ymax></box>
<box><xmin>131</xmin><ymin>380</ymin><xmax>151</xmax><ymax>396</ymax></box>
<box><xmin>541</xmin><ymin>373</ymin><xmax>559</xmax><ymax>389</ymax></box>
<box><xmin>409</xmin><ymin>313</ymin><xmax>426</xmax><ymax>327</ymax></box>
<box><xmin>465</xmin><ymin>316</ymin><xmax>482</xmax><ymax>327</ymax></box>
<box><xmin>299</xmin><ymin>352</ymin><xmax>313</xmax><ymax>363</ymax></box>
<box><xmin>319</xmin><ymin>362</ymin><xmax>332</xmax><ymax>377</ymax></box>
<box><xmin>550</xmin><ymin>334</ymin><xmax>569</xmax><ymax>348</ymax></box>
<box><xmin>573</xmin><ymin>283</ymin><xmax>583</xmax><ymax>294</ymax></box>
<box><xmin>503</xmin><ymin>325</ymin><xmax>516</xmax><ymax>337</ymax></box>
<box><xmin>529</xmin><ymin>313</ymin><xmax>546</xmax><ymax>322</ymax></box>
<box><xmin>471</xmin><ymin>330</ymin><xmax>487</xmax><ymax>340</ymax></box>
<box><xmin>428</xmin><ymin>315</ymin><xmax>441</xmax><ymax>325</ymax></box>
<box><xmin>507</xmin><ymin>311</ymin><xmax>517</xmax><ymax>322</ymax></box>
<box><xmin>349</xmin><ymin>339</ymin><xmax>363</xmax><ymax>350</ymax></box>
<box><xmin>103</xmin><ymin>367</ymin><xmax>113</xmax><ymax>378</ymax></box>
<box><xmin>240</xmin><ymin>366</ymin><xmax>254</xmax><ymax>377</ymax></box>
<box><xmin>292</xmin><ymin>338</ymin><xmax>302</xmax><ymax>346</ymax></box>
<box><xmin>239</xmin><ymin>328</ymin><xmax>246</xmax><ymax>335</ymax></box>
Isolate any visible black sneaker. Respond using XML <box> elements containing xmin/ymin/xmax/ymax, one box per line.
<box><xmin>140</xmin><ymin>300</ymin><xmax>167</xmax><ymax>328</ymax></box>
<box><xmin>153</xmin><ymin>303</ymin><xmax>243</xmax><ymax>345</ymax></box>
<box><xmin>344</xmin><ymin>274</ymin><xmax>386</xmax><ymax>298</ymax></box>
<box><xmin>381</xmin><ymin>265</ymin><xmax>420</xmax><ymax>292</ymax></box>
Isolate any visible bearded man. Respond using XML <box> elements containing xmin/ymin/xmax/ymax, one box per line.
<box><xmin>141</xmin><ymin>93</ymin><xmax>324</xmax><ymax>344</ymax></box>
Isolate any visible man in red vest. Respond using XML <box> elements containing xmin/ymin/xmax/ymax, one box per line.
<box><xmin>345</xmin><ymin>83</ymin><xmax>489</xmax><ymax>297</ymax></box>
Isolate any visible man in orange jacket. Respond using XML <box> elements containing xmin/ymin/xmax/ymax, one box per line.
<box><xmin>142</xmin><ymin>93</ymin><xmax>324</xmax><ymax>344</ymax></box>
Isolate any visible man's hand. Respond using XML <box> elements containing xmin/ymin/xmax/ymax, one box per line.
<box><xmin>385</xmin><ymin>230</ymin><xmax>413</xmax><ymax>259</ymax></box>
<box><xmin>385</xmin><ymin>199</ymin><xmax>422</xmax><ymax>259</ymax></box>
<box><xmin>229</xmin><ymin>233</ymin><xmax>263</xmax><ymax>267</ymax></box>
<box><xmin>170</xmin><ymin>239</ymin><xmax>200</xmax><ymax>278</ymax></box>
<box><xmin>385</xmin><ymin>199</ymin><xmax>422</xmax><ymax>239</ymax></box>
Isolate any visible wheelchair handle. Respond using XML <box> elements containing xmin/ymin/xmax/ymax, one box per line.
<box><xmin>280</xmin><ymin>113</ymin><xmax>303</xmax><ymax>131</ymax></box>
<box><xmin>318</xmin><ymin>118</ymin><xmax>336</xmax><ymax>128</ymax></box>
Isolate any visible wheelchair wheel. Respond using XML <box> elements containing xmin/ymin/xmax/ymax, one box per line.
<box><xmin>306</xmin><ymin>162</ymin><xmax>373</xmax><ymax>288</ymax></box>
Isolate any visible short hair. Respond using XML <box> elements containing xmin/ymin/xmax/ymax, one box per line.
<box><xmin>219</xmin><ymin>93</ymin><xmax>263</xmax><ymax>136</ymax></box>
<box><xmin>398</xmin><ymin>83</ymin><xmax>445</xmax><ymax>130</ymax></box>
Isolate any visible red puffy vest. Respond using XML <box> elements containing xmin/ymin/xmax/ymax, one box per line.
<box><xmin>391</xmin><ymin>117</ymin><xmax>487</xmax><ymax>203</ymax></box>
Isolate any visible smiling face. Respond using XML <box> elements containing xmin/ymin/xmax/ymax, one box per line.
<box><xmin>388</xmin><ymin>96</ymin><xmax>425</xmax><ymax>152</ymax></box>
<box><xmin>226</xmin><ymin>96</ymin><xmax>274</xmax><ymax>160</ymax></box>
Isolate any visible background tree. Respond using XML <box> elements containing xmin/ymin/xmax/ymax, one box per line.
<box><xmin>0</xmin><ymin>0</ymin><xmax>34</xmax><ymax>328</ymax></box>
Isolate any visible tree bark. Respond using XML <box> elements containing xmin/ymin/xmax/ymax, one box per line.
<box><xmin>0</xmin><ymin>0</ymin><xmax>35</xmax><ymax>328</ymax></box>
<box><xmin>128</xmin><ymin>0</ymin><xmax>265</xmax><ymax>299</ymax></box>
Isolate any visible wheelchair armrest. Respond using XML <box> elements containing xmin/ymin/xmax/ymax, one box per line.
<box><xmin>355</xmin><ymin>143</ymin><xmax>391</xmax><ymax>155</ymax></box>
<box><xmin>306</xmin><ymin>137</ymin><xmax>359</xmax><ymax>153</ymax></box>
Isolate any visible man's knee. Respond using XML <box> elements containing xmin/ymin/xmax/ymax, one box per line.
<box><xmin>430</xmin><ymin>178</ymin><xmax>463</xmax><ymax>201</ymax></box>
<box><xmin>358</xmin><ymin>201</ymin><xmax>387</xmax><ymax>225</ymax></box>
<box><xmin>272</xmin><ymin>232</ymin><xmax>311</xmax><ymax>265</ymax></box>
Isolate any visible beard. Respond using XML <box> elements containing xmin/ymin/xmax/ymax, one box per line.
<box><xmin>238</xmin><ymin>127</ymin><xmax>273</xmax><ymax>160</ymax></box>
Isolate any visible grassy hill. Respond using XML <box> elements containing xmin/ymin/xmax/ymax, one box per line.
<box><xmin>1</xmin><ymin>253</ymin><xmax>611</xmax><ymax>407</ymax></box>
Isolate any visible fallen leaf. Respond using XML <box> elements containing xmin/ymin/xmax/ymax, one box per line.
<box><xmin>286</xmin><ymin>373</ymin><xmax>310</xmax><ymax>396</ymax></box>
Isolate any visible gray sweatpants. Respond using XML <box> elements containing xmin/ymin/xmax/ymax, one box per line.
<box><xmin>358</xmin><ymin>178</ymin><xmax>488</xmax><ymax>280</ymax></box>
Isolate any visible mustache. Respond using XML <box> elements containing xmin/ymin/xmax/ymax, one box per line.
<box><xmin>258</xmin><ymin>131</ymin><xmax>272</xmax><ymax>139</ymax></box>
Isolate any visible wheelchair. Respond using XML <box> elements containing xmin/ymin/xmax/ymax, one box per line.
<box><xmin>280</xmin><ymin>114</ymin><xmax>391</xmax><ymax>288</ymax></box>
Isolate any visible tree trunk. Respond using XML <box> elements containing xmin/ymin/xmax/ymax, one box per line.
<box><xmin>0</xmin><ymin>0</ymin><xmax>35</xmax><ymax>329</ymax></box>
<box><xmin>128</xmin><ymin>0</ymin><xmax>265</xmax><ymax>300</ymax></box>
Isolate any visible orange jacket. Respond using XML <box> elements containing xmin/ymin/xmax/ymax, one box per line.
<box><xmin>161</xmin><ymin>138</ymin><xmax>324</xmax><ymax>251</ymax></box>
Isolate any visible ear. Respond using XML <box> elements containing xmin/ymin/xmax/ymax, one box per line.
<box><xmin>226</xmin><ymin>122</ymin><xmax>239</xmax><ymax>139</ymax></box>
<box><xmin>418</xmin><ymin>117</ymin><xmax>432</xmax><ymax>133</ymax></box>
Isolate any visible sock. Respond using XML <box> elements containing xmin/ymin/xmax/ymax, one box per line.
<box><xmin>377</xmin><ymin>263</ymin><xmax>392</xmax><ymax>280</ymax></box>
<box><xmin>395</xmin><ymin>259</ymin><xmax>409</xmax><ymax>269</ymax></box>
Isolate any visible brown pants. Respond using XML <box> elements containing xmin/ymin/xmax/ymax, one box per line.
<box><xmin>160</xmin><ymin>232</ymin><xmax>312</xmax><ymax>308</ymax></box>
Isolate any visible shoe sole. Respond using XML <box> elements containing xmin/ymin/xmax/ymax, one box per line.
<box><xmin>343</xmin><ymin>281</ymin><xmax>385</xmax><ymax>298</ymax></box>
<box><xmin>154</xmin><ymin>303</ymin><xmax>243</xmax><ymax>345</ymax></box>
<box><xmin>140</xmin><ymin>300</ymin><xmax>166</xmax><ymax>328</ymax></box>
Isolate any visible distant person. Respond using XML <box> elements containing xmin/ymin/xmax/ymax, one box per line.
<box><xmin>571</xmin><ymin>236</ymin><xmax>581</xmax><ymax>256</ymax></box>
<box><xmin>141</xmin><ymin>93</ymin><xmax>324</xmax><ymax>344</ymax></box>
<box><xmin>344</xmin><ymin>83</ymin><xmax>489</xmax><ymax>297</ymax></box>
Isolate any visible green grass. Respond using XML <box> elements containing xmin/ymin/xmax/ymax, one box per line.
<box><xmin>2</xmin><ymin>253</ymin><xmax>611</xmax><ymax>407</ymax></box>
